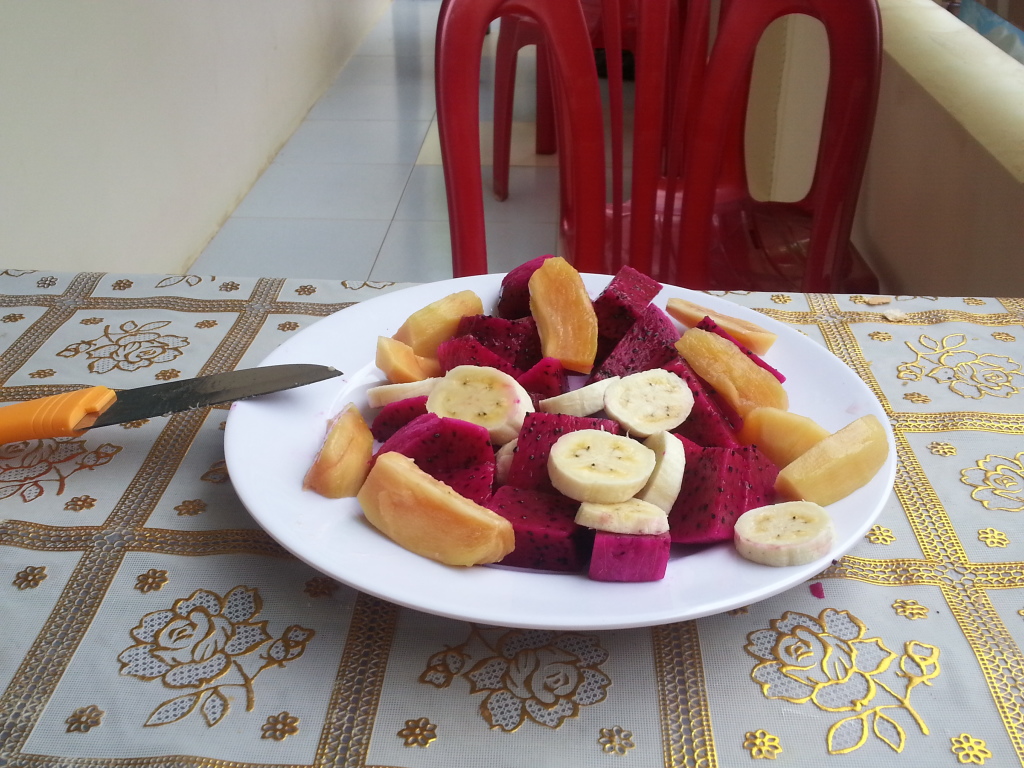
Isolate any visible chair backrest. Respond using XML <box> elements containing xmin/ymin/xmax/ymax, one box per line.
<box><xmin>674</xmin><ymin>0</ymin><xmax>882</xmax><ymax>291</ymax></box>
<box><xmin>436</xmin><ymin>0</ymin><xmax>607</xmax><ymax>276</ymax></box>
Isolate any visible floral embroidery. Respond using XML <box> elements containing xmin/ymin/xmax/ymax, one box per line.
<box><xmin>961</xmin><ymin>453</ymin><xmax>1024</xmax><ymax>512</ymax></box>
<box><xmin>992</xmin><ymin>332</ymin><xmax>1016</xmax><ymax>342</ymax></box>
<box><xmin>928</xmin><ymin>442</ymin><xmax>957</xmax><ymax>456</ymax></box>
<box><xmin>219</xmin><ymin>282</ymin><xmax>240</xmax><ymax>292</ymax></box>
<box><xmin>866</xmin><ymin>526</ymin><xmax>896</xmax><ymax>544</ymax></box>
<box><xmin>2</xmin><ymin>313</ymin><xmax>25</xmax><ymax>323</ymax></box>
<box><xmin>37</xmin><ymin>276</ymin><xmax>58</xmax><ymax>289</ymax></box>
<box><xmin>745</xmin><ymin>608</ymin><xmax>940</xmax><ymax>754</ymax></box>
<box><xmin>898</xmin><ymin>334</ymin><xmax>1024</xmax><ymax>399</ymax></box>
<box><xmin>977</xmin><ymin>528</ymin><xmax>1009</xmax><ymax>548</ymax></box>
<box><xmin>136</xmin><ymin>569</ymin><xmax>169</xmax><ymax>593</ymax></box>
<box><xmin>261</xmin><ymin>712</ymin><xmax>300</xmax><ymax>740</ymax></box>
<box><xmin>57</xmin><ymin>321</ymin><xmax>189</xmax><ymax>374</ymax></box>
<box><xmin>743</xmin><ymin>729</ymin><xmax>782</xmax><ymax>759</ymax></box>
<box><xmin>963</xmin><ymin>298</ymin><xmax>986</xmax><ymax>306</ymax></box>
<box><xmin>174</xmin><ymin>499</ymin><xmax>206</xmax><ymax>516</ymax></box>
<box><xmin>868</xmin><ymin>331</ymin><xmax>893</xmax><ymax>341</ymax></box>
<box><xmin>155</xmin><ymin>275</ymin><xmax>203</xmax><ymax>289</ymax></box>
<box><xmin>154</xmin><ymin>369</ymin><xmax>180</xmax><ymax>381</ymax></box>
<box><xmin>304</xmin><ymin>576</ymin><xmax>338</xmax><ymax>598</ymax></box>
<box><xmin>121</xmin><ymin>420</ymin><xmax>150</xmax><ymax>429</ymax></box>
<box><xmin>849</xmin><ymin>296</ymin><xmax>868</xmax><ymax>304</ymax></box>
<box><xmin>201</xmin><ymin>460</ymin><xmax>229</xmax><ymax>484</ymax></box>
<box><xmin>111</xmin><ymin>279</ymin><xmax>133</xmax><ymax>291</ymax></box>
<box><xmin>904</xmin><ymin>392</ymin><xmax>931</xmax><ymax>404</ymax></box>
<box><xmin>195</xmin><ymin>320</ymin><xmax>218</xmax><ymax>329</ymax></box>
<box><xmin>65</xmin><ymin>705</ymin><xmax>104</xmax><ymax>732</ymax></box>
<box><xmin>419</xmin><ymin>627</ymin><xmax>611</xmax><ymax>731</ymax></box>
<box><xmin>64</xmin><ymin>495</ymin><xmax>97</xmax><ymax>511</ymax></box>
<box><xmin>770</xmin><ymin>294</ymin><xmax>792</xmax><ymax>304</ymax></box>
<box><xmin>728</xmin><ymin>606</ymin><xmax>750</xmax><ymax>615</ymax></box>
<box><xmin>340</xmin><ymin>280</ymin><xmax>395</xmax><ymax>290</ymax></box>
<box><xmin>892</xmin><ymin>600</ymin><xmax>928</xmax><ymax>620</ymax></box>
<box><xmin>28</xmin><ymin>369</ymin><xmax>55</xmax><ymax>379</ymax></box>
<box><xmin>13</xmin><ymin>565</ymin><xmax>47</xmax><ymax>589</ymax></box>
<box><xmin>278</xmin><ymin>321</ymin><xmax>300</xmax><ymax>332</ymax></box>
<box><xmin>398</xmin><ymin>717</ymin><xmax>437</xmax><ymax>747</ymax></box>
<box><xmin>951</xmin><ymin>734</ymin><xmax>992</xmax><ymax>764</ymax></box>
<box><xmin>0</xmin><ymin>439</ymin><xmax>121</xmax><ymax>503</ymax></box>
<box><xmin>599</xmin><ymin>726</ymin><xmax>635</xmax><ymax>755</ymax></box>
<box><xmin>295</xmin><ymin>285</ymin><xmax>317</xmax><ymax>296</ymax></box>
<box><xmin>117</xmin><ymin>586</ymin><xmax>314</xmax><ymax>727</ymax></box>
<box><xmin>80</xmin><ymin>317</ymin><xmax>103</xmax><ymax>325</ymax></box>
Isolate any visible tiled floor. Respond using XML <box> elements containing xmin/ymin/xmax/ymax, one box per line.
<box><xmin>190</xmin><ymin>0</ymin><xmax>561</xmax><ymax>283</ymax></box>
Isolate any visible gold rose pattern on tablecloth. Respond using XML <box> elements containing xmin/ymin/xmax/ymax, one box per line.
<box><xmin>418</xmin><ymin>626</ymin><xmax>611</xmax><ymax>731</ymax></box>
<box><xmin>0</xmin><ymin>438</ymin><xmax>121</xmax><ymax>503</ymax></box>
<box><xmin>897</xmin><ymin>333</ymin><xmax>1024</xmax><ymax>399</ymax></box>
<box><xmin>56</xmin><ymin>320</ymin><xmax>189</xmax><ymax>374</ymax></box>
<box><xmin>745</xmin><ymin>608</ymin><xmax>940</xmax><ymax>755</ymax></box>
<box><xmin>117</xmin><ymin>586</ymin><xmax>314</xmax><ymax>727</ymax></box>
<box><xmin>961</xmin><ymin>452</ymin><xmax>1024</xmax><ymax>512</ymax></box>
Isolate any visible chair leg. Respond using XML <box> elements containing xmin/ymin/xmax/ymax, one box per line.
<box><xmin>535</xmin><ymin>41</ymin><xmax>557</xmax><ymax>155</ymax></box>
<box><xmin>492</xmin><ymin>17</ymin><xmax>520</xmax><ymax>202</ymax></box>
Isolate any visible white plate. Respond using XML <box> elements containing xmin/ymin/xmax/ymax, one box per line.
<box><xmin>225</xmin><ymin>274</ymin><xmax>896</xmax><ymax>630</ymax></box>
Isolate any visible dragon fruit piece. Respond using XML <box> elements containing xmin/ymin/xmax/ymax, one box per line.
<box><xmin>374</xmin><ymin>412</ymin><xmax>495</xmax><ymax>476</ymax></box>
<box><xmin>370</xmin><ymin>395</ymin><xmax>429</xmax><ymax>442</ymax></box>
<box><xmin>516</xmin><ymin>357</ymin><xmax>568</xmax><ymax>404</ymax></box>
<box><xmin>668</xmin><ymin>442</ymin><xmax>778</xmax><ymax>544</ymax></box>
<box><xmin>588</xmin><ymin>530</ymin><xmax>671</xmax><ymax>582</ymax></box>
<box><xmin>592</xmin><ymin>265</ymin><xmax>662</xmax><ymax>363</ymax></box>
<box><xmin>436</xmin><ymin>462</ymin><xmax>496</xmax><ymax>505</ymax></box>
<box><xmin>436</xmin><ymin>335</ymin><xmax>518</xmax><ymax>376</ymax></box>
<box><xmin>589</xmin><ymin>303</ymin><xmax>682</xmax><ymax>382</ymax></box>
<box><xmin>485</xmin><ymin>486</ymin><xmax>591</xmax><ymax>572</ymax></box>
<box><xmin>497</xmin><ymin>254</ymin><xmax>555</xmax><ymax>319</ymax></box>
<box><xmin>695</xmin><ymin>316</ymin><xmax>785</xmax><ymax>383</ymax></box>
<box><xmin>664</xmin><ymin>359</ymin><xmax>741</xmax><ymax>449</ymax></box>
<box><xmin>506</xmin><ymin>412</ymin><xmax>621</xmax><ymax>492</ymax></box>
<box><xmin>510</xmin><ymin>316</ymin><xmax>543</xmax><ymax>371</ymax></box>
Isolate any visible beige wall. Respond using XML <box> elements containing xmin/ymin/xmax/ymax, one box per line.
<box><xmin>0</xmin><ymin>0</ymin><xmax>390</xmax><ymax>274</ymax></box>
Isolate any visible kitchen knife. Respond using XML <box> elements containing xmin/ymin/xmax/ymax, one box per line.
<box><xmin>0</xmin><ymin>363</ymin><xmax>341</xmax><ymax>445</ymax></box>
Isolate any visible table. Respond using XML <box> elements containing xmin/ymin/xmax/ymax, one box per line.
<box><xmin>2</xmin><ymin>268</ymin><xmax>1023</xmax><ymax>767</ymax></box>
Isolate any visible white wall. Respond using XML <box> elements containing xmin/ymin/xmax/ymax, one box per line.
<box><xmin>0</xmin><ymin>0</ymin><xmax>390</xmax><ymax>274</ymax></box>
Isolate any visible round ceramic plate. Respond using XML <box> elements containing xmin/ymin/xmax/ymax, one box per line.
<box><xmin>225</xmin><ymin>274</ymin><xmax>896</xmax><ymax>630</ymax></box>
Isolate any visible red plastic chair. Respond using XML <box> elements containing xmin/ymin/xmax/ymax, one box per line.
<box><xmin>667</xmin><ymin>0</ymin><xmax>883</xmax><ymax>292</ymax></box>
<box><xmin>436</xmin><ymin>0</ymin><xmax>607</xmax><ymax>277</ymax></box>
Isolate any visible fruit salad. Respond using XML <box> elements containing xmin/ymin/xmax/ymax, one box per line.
<box><xmin>305</xmin><ymin>256</ymin><xmax>890</xmax><ymax>581</ymax></box>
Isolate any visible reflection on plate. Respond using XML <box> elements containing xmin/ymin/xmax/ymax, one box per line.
<box><xmin>225</xmin><ymin>274</ymin><xmax>896</xmax><ymax>630</ymax></box>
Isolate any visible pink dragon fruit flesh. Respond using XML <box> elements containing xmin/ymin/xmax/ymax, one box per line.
<box><xmin>588</xmin><ymin>303</ymin><xmax>682</xmax><ymax>382</ymax></box>
<box><xmin>505</xmin><ymin>412</ymin><xmax>621</xmax><ymax>493</ymax></box>
<box><xmin>485</xmin><ymin>486</ymin><xmax>591</xmax><ymax>572</ymax></box>
<box><xmin>516</xmin><ymin>357</ymin><xmax>568</xmax><ymax>404</ymax></box>
<box><xmin>437</xmin><ymin>335</ymin><xmax>518</xmax><ymax>376</ymax></box>
<box><xmin>497</xmin><ymin>254</ymin><xmax>555</xmax><ymax>319</ymax></box>
<box><xmin>663</xmin><ymin>359</ymin><xmax>741</xmax><ymax>449</ymax></box>
<box><xmin>456</xmin><ymin>314</ymin><xmax>542</xmax><ymax>372</ymax></box>
<box><xmin>370</xmin><ymin>395</ymin><xmax>429</xmax><ymax>442</ymax></box>
<box><xmin>592</xmin><ymin>264</ymin><xmax>662</xmax><ymax>364</ymax></box>
<box><xmin>588</xmin><ymin>530</ymin><xmax>671</xmax><ymax>582</ymax></box>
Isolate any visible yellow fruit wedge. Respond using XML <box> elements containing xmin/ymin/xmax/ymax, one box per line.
<box><xmin>392</xmin><ymin>289</ymin><xmax>484</xmax><ymax>357</ymax></box>
<box><xmin>738</xmin><ymin>407</ymin><xmax>831</xmax><ymax>468</ymax></box>
<box><xmin>674</xmin><ymin>327</ymin><xmax>788</xmax><ymax>417</ymax></box>
<box><xmin>528</xmin><ymin>256</ymin><xmax>598</xmax><ymax>374</ymax></box>
<box><xmin>358</xmin><ymin>452</ymin><xmax>515</xmax><ymax>566</ymax></box>
<box><xmin>303</xmin><ymin>403</ymin><xmax>374</xmax><ymax>498</ymax></box>
<box><xmin>775</xmin><ymin>414</ymin><xmax>890</xmax><ymax>506</ymax></box>
<box><xmin>375</xmin><ymin>336</ymin><xmax>440</xmax><ymax>383</ymax></box>
<box><xmin>665</xmin><ymin>297</ymin><xmax>777</xmax><ymax>355</ymax></box>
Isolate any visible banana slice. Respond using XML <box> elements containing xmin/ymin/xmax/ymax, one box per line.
<box><xmin>603</xmin><ymin>368</ymin><xmax>694</xmax><ymax>437</ymax></box>
<box><xmin>636</xmin><ymin>431</ymin><xmax>686</xmax><ymax>512</ymax></box>
<box><xmin>495</xmin><ymin>438</ymin><xmax>517</xmax><ymax>485</ymax></box>
<box><xmin>539</xmin><ymin>376</ymin><xmax>620</xmax><ymax>417</ymax></box>
<box><xmin>367</xmin><ymin>378</ymin><xmax>440</xmax><ymax>409</ymax></box>
<box><xmin>426</xmin><ymin>365</ymin><xmax>534</xmax><ymax>446</ymax></box>
<box><xmin>733</xmin><ymin>501</ymin><xmax>835</xmax><ymax>567</ymax></box>
<box><xmin>548</xmin><ymin>428</ymin><xmax>656</xmax><ymax>503</ymax></box>
<box><xmin>575</xmin><ymin>497</ymin><xmax>670</xmax><ymax>535</ymax></box>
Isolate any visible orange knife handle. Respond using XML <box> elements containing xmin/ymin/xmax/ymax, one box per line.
<box><xmin>0</xmin><ymin>387</ymin><xmax>117</xmax><ymax>444</ymax></box>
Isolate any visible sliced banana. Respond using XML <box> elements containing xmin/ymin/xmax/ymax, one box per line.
<box><xmin>733</xmin><ymin>501</ymin><xmax>835</xmax><ymax>567</ymax></box>
<box><xmin>367</xmin><ymin>377</ymin><xmax>440</xmax><ymax>409</ymax></box>
<box><xmin>494</xmin><ymin>438</ymin><xmax>517</xmax><ymax>485</ymax></box>
<box><xmin>426</xmin><ymin>364</ymin><xmax>534</xmax><ymax>446</ymax></box>
<box><xmin>636</xmin><ymin>431</ymin><xmax>686</xmax><ymax>512</ymax></box>
<box><xmin>603</xmin><ymin>368</ymin><xmax>694</xmax><ymax>437</ymax></box>
<box><xmin>539</xmin><ymin>376</ymin><xmax>619</xmax><ymax>417</ymax></box>
<box><xmin>548</xmin><ymin>428</ymin><xmax>656</xmax><ymax>503</ymax></box>
<box><xmin>575</xmin><ymin>498</ymin><xmax>669</xmax><ymax>535</ymax></box>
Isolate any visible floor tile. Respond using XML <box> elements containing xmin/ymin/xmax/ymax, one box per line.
<box><xmin>275</xmin><ymin>120</ymin><xmax>431</xmax><ymax>165</ymax></box>
<box><xmin>370</xmin><ymin>219</ymin><xmax>453</xmax><ymax>283</ymax></box>
<box><xmin>191</xmin><ymin>218</ymin><xmax>388</xmax><ymax>280</ymax></box>
<box><xmin>232</xmin><ymin>163</ymin><xmax>412</xmax><ymax>220</ymax></box>
<box><xmin>331</xmin><ymin>55</ymin><xmax>436</xmax><ymax>87</ymax></box>
<box><xmin>308</xmin><ymin>82</ymin><xmax>438</xmax><ymax>122</ymax></box>
<box><xmin>416</xmin><ymin>119</ymin><xmax>560</xmax><ymax>167</ymax></box>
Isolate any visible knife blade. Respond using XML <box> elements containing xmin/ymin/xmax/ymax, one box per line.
<box><xmin>0</xmin><ymin>363</ymin><xmax>341</xmax><ymax>445</ymax></box>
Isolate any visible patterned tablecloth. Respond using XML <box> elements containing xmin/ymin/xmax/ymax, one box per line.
<box><xmin>2</xmin><ymin>268</ymin><xmax>1024</xmax><ymax>767</ymax></box>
